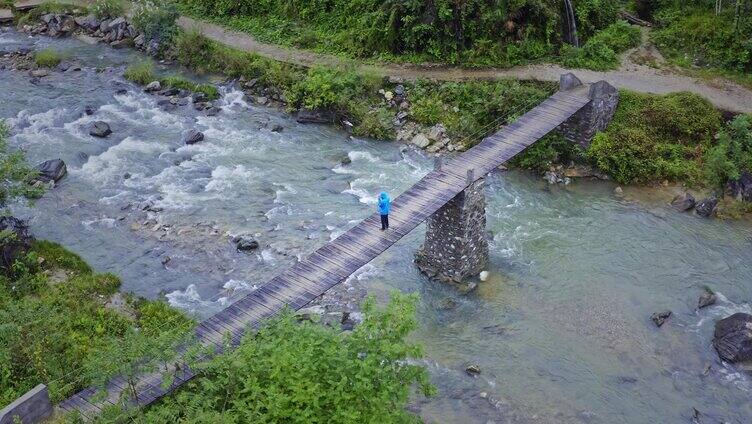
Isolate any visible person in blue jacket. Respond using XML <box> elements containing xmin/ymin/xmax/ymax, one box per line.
<box><xmin>378</xmin><ymin>191</ymin><xmax>391</xmax><ymax>230</ymax></box>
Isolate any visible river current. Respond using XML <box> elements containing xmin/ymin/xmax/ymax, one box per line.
<box><xmin>3</xmin><ymin>29</ymin><xmax>752</xmax><ymax>423</ymax></box>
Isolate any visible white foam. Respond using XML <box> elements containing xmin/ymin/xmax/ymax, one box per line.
<box><xmin>348</xmin><ymin>150</ymin><xmax>379</xmax><ymax>163</ymax></box>
<box><xmin>204</xmin><ymin>164</ymin><xmax>255</xmax><ymax>192</ymax></box>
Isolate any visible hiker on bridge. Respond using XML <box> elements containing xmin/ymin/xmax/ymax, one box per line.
<box><xmin>378</xmin><ymin>191</ymin><xmax>391</xmax><ymax>230</ymax></box>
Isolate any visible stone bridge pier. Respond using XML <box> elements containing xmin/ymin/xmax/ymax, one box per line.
<box><xmin>415</xmin><ymin>73</ymin><xmax>618</xmax><ymax>287</ymax></box>
<box><xmin>415</xmin><ymin>163</ymin><xmax>489</xmax><ymax>287</ymax></box>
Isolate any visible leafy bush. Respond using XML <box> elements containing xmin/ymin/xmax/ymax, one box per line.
<box><xmin>286</xmin><ymin>66</ymin><xmax>379</xmax><ymax>113</ymax></box>
<box><xmin>511</xmin><ymin>132</ymin><xmax>583</xmax><ymax>172</ymax></box>
<box><xmin>704</xmin><ymin>114</ymin><xmax>752</xmax><ymax>187</ymax></box>
<box><xmin>101</xmin><ymin>293</ymin><xmax>434</xmax><ymax>423</ymax></box>
<box><xmin>124</xmin><ymin>61</ymin><xmax>156</xmax><ymax>85</ymax></box>
<box><xmin>131</xmin><ymin>0</ymin><xmax>180</xmax><ymax>42</ymax></box>
<box><xmin>0</xmin><ymin>121</ymin><xmax>44</xmax><ymax>208</ymax></box>
<box><xmin>0</xmin><ymin>241</ymin><xmax>193</xmax><ymax>405</ymax></box>
<box><xmin>160</xmin><ymin>75</ymin><xmax>220</xmax><ymax>99</ymax></box>
<box><xmin>90</xmin><ymin>0</ymin><xmax>124</xmax><ymax>19</ymax></box>
<box><xmin>652</xmin><ymin>10</ymin><xmax>752</xmax><ymax>73</ymax></box>
<box><xmin>353</xmin><ymin>107</ymin><xmax>395</xmax><ymax>140</ymax></box>
<box><xmin>34</xmin><ymin>49</ymin><xmax>62</xmax><ymax>68</ymax></box>
<box><xmin>176</xmin><ymin>0</ymin><xmax>624</xmax><ymax>67</ymax></box>
<box><xmin>561</xmin><ymin>21</ymin><xmax>641</xmax><ymax>70</ymax></box>
<box><xmin>587</xmin><ymin>90</ymin><xmax>722</xmax><ymax>184</ymax></box>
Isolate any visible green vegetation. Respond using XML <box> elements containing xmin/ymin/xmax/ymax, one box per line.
<box><xmin>0</xmin><ymin>122</ymin><xmax>44</xmax><ymax>208</ymax></box>
<box><xmin>131</xmin><ymin>0</ymin><xmax>180</xmax><ymax>43</ymax></box>
<box><xmin>124</xmin><ymin>61</ymin><xmax>220</xmax><ymax>100</ymax></box>
<box><xmin>94</xmin><ymin>293</ymin><xmax>434</xmax><ymax>423</ymax></box>
<box><xmin>587</xmin><ymin>90</ymin><xmax>721</xmax><ymax>185</ymax></box>
<box><xmin>561</xmin><ymin>21</ymin><xmax>641</xmax><ymax>70</ymax></box>
<box><xmin>34</xmin><ymin>49</ymin><xmax>62</xmax><ymax>68</ymax></box>
<box><xmin>0</xmin><ymin>241</ymin><xmax>193</xmax><ymax>406</ymax></box>
<box><xmin>170</xmin><ymin>31</ymin><xmax>554</xmax><ymax>143</ymax></box>
<box><xmin>90</xmin><ymin>0</ymin><xmax>124</xmax><ymax>19</ymax></box>
<box><xmin>512</xmin><ymin>132</ymin><xmax>583</xmax><ymax>172</ymax></box>
<box><xmin>177</xmin><ymin>0</ymin><xmax>630</xmax><ymax>70</ymax></box>
<box><xmin>649</xmin><ymin>1</ymin><xmax>752</xmax><ymax>80</ymax></box>
<box><xmin>704</xmin><ymin>114</ymin><xmax>752</xmax><ymax>187</ymax></box>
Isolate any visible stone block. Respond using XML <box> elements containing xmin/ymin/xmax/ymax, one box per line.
<box><xmin>0</xmin><ymin>384</ymin><xmax>53</xmax><ymax>424</ymax></box>
<box><xmin>557</xmin><ymin>77</ymin><xmax>619</xmax><ymax>148</ymax></box>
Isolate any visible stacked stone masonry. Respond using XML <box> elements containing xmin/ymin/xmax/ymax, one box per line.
<box><xmin>415</xmin><ymin>177</ymin><xmax>489</xmax><ymax>284</ymax></box>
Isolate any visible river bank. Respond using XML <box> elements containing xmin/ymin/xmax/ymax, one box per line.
<box><xmin>3</xmin><ymin>26</ymin><xmax>752</xmax><ymax>422</ymax></box>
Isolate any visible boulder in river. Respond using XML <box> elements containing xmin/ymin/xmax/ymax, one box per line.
<box><xmin>34</xmin><ymin>159</ymin><xmax>67</xmax><ymax>183</ymax></box>
<box><xmin>713</xmin><ymin>313</ymin><xmax>752</xmax><ymax>363</ymax></box>
<box><xmin>698</xmin><ymin>289</ymin><xmax>717</xmax><ymax>309</ymax></box>
<box><xmin>465</xmin><ymin>364</ymin><xmax>481</xmax><ymax>377</ymax></box>
<box><xmin>671</xmin><ymin>192</ymin><xmax>696</xmax><ymax>211</ymax></box>
<box><xmin>271</xmin><ymin>124</ymin><xmax>283</xmax><ymax>133</ymax></box>
<box><xmin>651</xmin><ymin>310</ymin><xmax>671</xmax><ymax>327</ymax></box>
<box><xmin>296</xmin><ymin>108</ymin><xmax>334</xmax><ymax>124</ymax></box>
<box><xmin>182</xmin><ymin>129</ymin><xmax>204</xmax><ymax>145</ymax></box>
<box><xmin>0</xmin><ymin>216</ymin><xmax>32</xmax><ymax>271</ymax></box>
<box><xmin>145</xmin><ymin>80</ymin><xmax>161</xmax><ymax>92</ymax></box>
<box><xmin>695</xmin><ymin>196</ymin><xmax>718</xmax><ymax>217</ymax></box>
<box><xmin>233</xmin><ymin>235</ymin><xmax>259</xmax><ymax>251</ymax></box>
<box><xmin>89</xmin><ymin>121</ymin><xmax>112</xmax><ymax>138</ymax></box>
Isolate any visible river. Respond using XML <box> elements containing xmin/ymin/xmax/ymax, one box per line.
<box><xmin>2</xmin><ymin>28</ymin><xmax>752</xmax><ymax>423</ymax></box>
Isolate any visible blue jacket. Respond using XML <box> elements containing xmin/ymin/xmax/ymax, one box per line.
<box><xmin>378</xmin><ymin>192</ymin><xmax>391</xmax><ymax>215</ymax></box>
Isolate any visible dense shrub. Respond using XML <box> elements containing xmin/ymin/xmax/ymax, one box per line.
<box><xmin>124</xmin><ymin>61</ymin><xmax>155</xmax><ymax>85</ymax></box>
<box><xmin>0</xmin><ymin>241</ymin><xmax>193</xmax><ymax>406</ymax></box>
<box><xmin>561</xmin><ymin>20</ymin><xmax>641</xmax><ymax>70</ymax></box>
<box><xmin>90</xmin><ymin>0</ymin><xmax>124</xmax><ymax>19</ymax></box>
<box><xmin>131</xmin><ymin>0</ymin><xmax>180</xmax><ymax>42</ymax></box>
<box><xmin>512</xmin><ymin>132</ymin><xmax>583</xmax><ymax>172</ymax></box>
<box><xmin>587</xmin><ymin>90</ymin><xmax>722</xmax><ymax>184</ymax></box>
<box><xmin>653</xmin><ymin>10</ymin><xmax>752</xmax><ymax>73</ymax></box>
<box><xmin>177</xmin><ymin>0</ymin><xmax>624</xmax><ymax>67</ymax></box>
<box><xmin>0</xmin><ymin>121</ymin><xmax>44</xmax><ymax>209</ymax></box>
<box><xmin>98</xmin><ymin>293</ymin><xmax>434</xmax><ymax>423</ymax></box>
<box><xmin>34</xmin><ymin>49</ymin><xmax>62</xmax><ymax>68</ymax></box>
<box><xmin>705</xmin><ymin>114</ymin><xmax>752</xmax><ymax>187</ymax></box>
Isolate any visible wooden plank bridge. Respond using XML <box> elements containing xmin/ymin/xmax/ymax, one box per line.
<box><xmin>58</xmin><ymin>85</ymin><xmax>592</xmax><ymax>417</ymax></box>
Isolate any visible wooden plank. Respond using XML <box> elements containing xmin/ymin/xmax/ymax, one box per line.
<box><xmin>288</xmin><ymin>261</ymin><xmax>343</xmax><ymax>288</ymax></box>
<box><xmin>305</xmin><ymin>252</ymin><xmax>353</xmax><ymax>279</ymax></box>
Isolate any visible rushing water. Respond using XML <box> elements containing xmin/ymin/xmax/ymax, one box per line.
<box><xmin>3</xmin><ymin>29</ymin><xmax>752</xmax><ymax>423</ymax></box>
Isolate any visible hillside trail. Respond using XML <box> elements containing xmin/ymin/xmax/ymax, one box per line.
<box><xmin>178</xmin><ymin>17</ymin><xmax>752</xmax><ymax>113</ymax></box>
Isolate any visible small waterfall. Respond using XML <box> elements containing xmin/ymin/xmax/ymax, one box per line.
<box><xmin>563</xmin><ymin>0</ymin><xmax>579</xmax><ymax>47</ymax></box>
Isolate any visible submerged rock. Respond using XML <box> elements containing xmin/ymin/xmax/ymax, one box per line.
<box><xmin>89</xmin><ymin>121</ymin><xmax>112</xmax><ymax>137</ymax></box>
<box><xmin>671</xmin><ymin>192</ymin><xmax>696</xmax><ymax>211</ymax></box>
<box><xmin>713</xmin><ymin>313</ymin><xmax>752</xmax><ymax>363</ymax></box>
<box><xmin>695</xmin><ymin>196</ymin><xmax>718</xmax><ymax>217</ymax></box>
<box><xmin>465</xmin><ymin>364</ymin><xmax>481</xmax><ymax>377</ymax></box>
<box><xmin>34</xmin><ymin>159</ymin><xmax>67</xmax><ymax>183</ymax></box>
<box><xmin>651</xmin><ymin>310</ymin><xmax>672</xmax><ymax>327</ymax></box>
<box><xmin>182</xmin><ymin>129</ymin><xmax>204</xmax><ymax>145</ymax></box>
<box><xmin>271</xmin><ymin>124</ymin><xmax>283</xmax><ymax>132</ymax></box>
<box><xmin>698</xmin><ymin>289</ymin><xmax>717</xmax><ymax>309</ymax></box>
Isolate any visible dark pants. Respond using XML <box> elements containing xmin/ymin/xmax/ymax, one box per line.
<box><xmin>380</xmin><ymin>214</ymin><xmax>389</xmax><ymax>230</ymax></box>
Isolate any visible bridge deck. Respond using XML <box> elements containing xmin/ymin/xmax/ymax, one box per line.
<box><xmin>58</xmin><ymin>86</ymin><xmax>591</xmax><ymax>417</ymax></box>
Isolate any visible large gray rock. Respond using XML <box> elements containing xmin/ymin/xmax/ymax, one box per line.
<box><xmin>34</xmin><ymin>159</ymin><xmax>67</xmax><ymax>183</ymax></box>
<box><xmin>0</xmin><ymin>216</ymin><xmax>32</xmax><ymax>271</ymax></box>
<box><xmin>698</xmin><ymin>289</ymin><xmax>717</xmax><ymax>309</ymax></box>
<box><xmin>89</xmin><ymin>121</ymin><xmax>112</xmax><ymax>138</ymax></box>
<box><xmin>410</xmin><ymin>133</ymin><xmax>431</xmax><ymax>148</ymax></box>
<box><xmin>725</xmin><ymin>171</ymin><xmax>752</xmax><ymax>202</ymax></box>
<box><xmin>695</xmin><ymin>196</ymin><xmax>718</xmax><ymax>217</ymax></box>
<box><xmin>144</xmin><ymin>80</ymin><xmax>161</xmax><ymax>92</ymax></box>
<box><xmin>713</xmin><ymin>313</ymin><xmax>752</xmax><ymax>363</ymax></box>
<box><xmin>74</xmin><ymin>14</ymin><xmax>100</xmax><ymax>31</ymax></box>
<box><xmin>671</xmin><ymin>192</ymin><xmax>696</xmax><ymax>211</ymax></box>
<box><xmin>296</xmin><ymin>108</ymin><xmax>334</xmax><ymax>124</ymax></box>
<box><xmin>651</xmin><ymin>310</ymin><xmax>671</xmax><ymax>327</ymax></box>
<box><xmin>233</xmin><ymin>235</ymin><xmax>259</xmax><ymax>251</ymax></box>
<box><xmin>182</xmin><ymin>129</ymin><xmax>204</xmax><ymax>145</ymax></box>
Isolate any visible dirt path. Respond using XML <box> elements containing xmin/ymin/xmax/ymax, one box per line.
<box><xmin>178</xmin><ymin>17</ymin><xmax>752</xmax><ymax>113</ymax></box>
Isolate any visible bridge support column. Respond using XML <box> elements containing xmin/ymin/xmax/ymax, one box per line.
<box><xmin>557</xmin><ymin>73</ymin><xmax>619</xmax><ymax>148</ymax></box>
<box><xmin>415</xmin><ymin>166</ymin><xmax>489</xmax><ymax>287</ymax></box>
